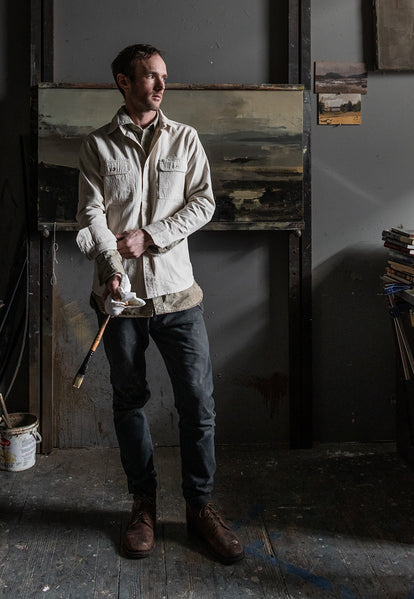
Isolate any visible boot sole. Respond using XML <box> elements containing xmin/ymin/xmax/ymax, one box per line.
<box><xmin>122</xmin><ymin>541</ymin><xmax>156</xmax><ymax>559</ymax></box>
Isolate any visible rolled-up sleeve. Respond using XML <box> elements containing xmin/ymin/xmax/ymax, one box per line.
<box><xmin>76</xmin><ymin>137</ymin><xmax>119</xmax><ymax>260</ymax></box>
<box><xmin>143</xmin><ymin>130</ymin><xmax>215</xmax><ymax>248</ymax></box>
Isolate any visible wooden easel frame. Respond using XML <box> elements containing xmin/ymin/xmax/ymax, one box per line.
<box><xmin>30</xmin><ymin>0</ymin><xmax>312</xmax><ymax>452</ymax></box>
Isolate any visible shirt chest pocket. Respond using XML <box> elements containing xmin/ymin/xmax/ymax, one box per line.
<box><xmin>101</xmin><ymin>159</ymin><xmax>135</xmax><ymax>204</ymax></box>
<box><xmin>158</xmin><ymin>158</ymin><xmax>186</xmax><ymax>200</ymax></box>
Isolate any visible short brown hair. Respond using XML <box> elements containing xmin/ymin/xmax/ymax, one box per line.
<box><xmin>111</xmin><ymin>44</ymin><xmax>164</xmax><ymax>96</ymax></box>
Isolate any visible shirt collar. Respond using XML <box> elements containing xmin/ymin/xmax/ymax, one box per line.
<box><xmin>108</xmin><ymin>106</ymin><xmax>172</xmax><ymax>134</ymax></box>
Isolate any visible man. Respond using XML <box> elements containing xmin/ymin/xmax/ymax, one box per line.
<box><xmin>76</xmin><ymin>44</ymin><xmax>244</xmax><ymax>563</ymax></box>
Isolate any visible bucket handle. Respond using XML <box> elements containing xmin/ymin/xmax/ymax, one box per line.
<box><xmin>32</xmin><ymin>431</ymin><xmax>42</xmax><ymax>444</ymax></box>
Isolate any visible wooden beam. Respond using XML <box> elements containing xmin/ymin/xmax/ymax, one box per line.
<box><xmin>30</xmin><ymin>0</ymin><xmax>54</xmax><ymax>452</ymax></box>
<box><xmin>288</xmin><ymin>0</ymin><xmax>300</xmax><ymax>84</ymax></box>
<box><xmin>29</xmin><ymin>0</ymin><xmax>42</xmax><ymax>433</ymax></box>
<box><xmin>41</xmin><ymin>0</ymin><xmax>54</xmax><ymax>81</ymax></box>
<box><xmin>287</xmin><ymin>0</ymin><xmax>312</xmax><ymax>448</ymax></box>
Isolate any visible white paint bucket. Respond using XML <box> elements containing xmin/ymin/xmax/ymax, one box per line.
<box><xmin>0</xmin><ymin>413</ymin><xmax>42</xmax><ymax>472</ymax></box>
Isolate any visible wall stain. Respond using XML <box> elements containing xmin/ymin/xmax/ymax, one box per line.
<box><xmin>243</xmin><ymin>372</ymin><xmax>288</xmax><ymax>418</ymax></box>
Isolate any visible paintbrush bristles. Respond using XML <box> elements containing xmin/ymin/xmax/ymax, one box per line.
<box><xmin>72</xmin><ymin>373</ymin><xmax>85</xmax><ymax>389</ymax></box>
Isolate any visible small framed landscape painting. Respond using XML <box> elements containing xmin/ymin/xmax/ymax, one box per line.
<box><xmin>318</xmin><ymin>94</ymin><xmax>361</xmax><ymax>126</ymax></box>
<box><xmin>314</xmin><ymin>62</ymin><xmax>367</xmax><ymax>95</ymax></box>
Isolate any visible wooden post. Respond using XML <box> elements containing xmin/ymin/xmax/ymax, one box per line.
<box><xmin>287</xmin><ymin>0</ymin><xmax>312</xmax><ymax>448</ymax></box>
<box><xmin>30</xmin><ymin>0</ymin><xmax>54</xmax><ymax>452</ymax></box>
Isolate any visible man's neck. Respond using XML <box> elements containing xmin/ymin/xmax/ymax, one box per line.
<box><xmin>125</xmin><ymin>108</ymin><xmax>158</xmax><ymax>129</ymax></box>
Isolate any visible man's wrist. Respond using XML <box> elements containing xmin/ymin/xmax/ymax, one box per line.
<box><xmin>107</xmin><ymin>272</ymin><xmax>122</xmax><ymax>284</ymax></box>
<box><xmin>142</xmin><ymin>229</ymin><xmax>154</xmax><ymax>249</ymax></box>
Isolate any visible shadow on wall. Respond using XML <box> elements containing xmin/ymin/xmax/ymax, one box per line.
<box><xmin>190</xmin><ymin>230</ymin><xmax>291</xmax><ymax>446</ymax></box>
<box><xmin>312</xmin><ymin>245</ymin><xmax>396</xmax><ymax>443</ymax></box>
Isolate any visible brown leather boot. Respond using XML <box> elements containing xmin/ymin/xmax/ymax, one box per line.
<box><xmin>186</xmin><ymin>503</ymin><xmax>244</xmax><ymax>564</ymax></box>
<box><xmin>122</xmin><ymin>495</ymin><xmax>156</xmax><ymax>558</ymax></box>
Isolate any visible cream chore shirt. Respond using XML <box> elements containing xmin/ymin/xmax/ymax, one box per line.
<box><xmin>76</xmin><ymin>107</ymin><xmax>215</xmax><ymax>306</ymax></box>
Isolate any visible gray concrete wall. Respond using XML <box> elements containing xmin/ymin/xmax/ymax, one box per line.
<box><xmin>311</xmin><ymin>1</ymin><xmax>412</xmax><ymax>441</ymax></box>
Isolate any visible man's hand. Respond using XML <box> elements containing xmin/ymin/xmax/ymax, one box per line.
<box><xmin>103</xmin><ymin>273</ymin><xmax>122</xmax><ymax>301</ymax></box>
<box><xmin>116</xmin><ymin>229</ymin><xmax>153</xmax><ymax>259</ymax></box>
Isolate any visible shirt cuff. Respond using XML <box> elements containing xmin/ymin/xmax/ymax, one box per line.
<box><xmin>95</xmin><ymin>250</ymin><xmax>125</xmax><ymax>285</ymax></box>
<box><xmin>76</xmin><ymin>224</ymin><xmax>117</xmax><ymax>259</ymax></box>
<box><xmin>142</xmin><ymin>227</ymin><xmax>182</xmax><ymax>255</ymax></box>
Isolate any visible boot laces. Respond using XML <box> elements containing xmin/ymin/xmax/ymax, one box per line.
<box><xmin>201</xmin><ymin>503</ymin><xmax>229</xmax><ymax>531</ymax></box>
<box><xmin>131</xmin><ymin>497</ymin><xmax>154</xmax><ymax>526</ymax></box>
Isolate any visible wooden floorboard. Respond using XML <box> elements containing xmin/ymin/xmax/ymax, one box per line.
<box><xmin>1</xmin><ymin>443</ymin><xmax>414</xmax><ymax>598</ymax></box>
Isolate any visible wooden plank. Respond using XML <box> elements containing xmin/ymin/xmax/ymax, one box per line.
<box><xmin>40</xmin><ymin>233</ymin><xmax>54</xmax><ymax>453</ymax></box>
<box><xmin>0</xmin><ymin>449</ymin><xmax>124</xmax><ymax>598</ymax></box>
<box><xmin>288</xmin><ymin>231</ymin><xmax>311</xmax><ymax>448</ymax></box>
<box><xmin>38</xmin><ymin>82</ymin><xmax>304</xmax><ymax>91</ymax></box>
<box><xmin>0</xmin><ymin>451</ymin><xmax>63</xmax><ymax>597</ymax></box>
<box><xmin>29</xmin><ymin>2</ymin><xmax>42</xmax><ymax>433</ymax></box>
<box><xmin>38</xmin><ymin>221</ymin><xmax>306</xmax><ymax>233</ymax></box>
<box><xmin>28</xmin><ymin>246</ymin><xmax>41</xmax><ymax>424</ymax></box>
<box><xmin>117</xmin><ymin>445</ymin><xmax>168</xmax><ymax>599</ymax></box>
<box><xmin>288</xmin><ymin>0</ymin><xmax>311</xmax><ymax>87</ymax></box>
<box><xmin>156</xmin><ymin>446</ymin><xmax>288</xmax><ymax>599</ymax></box>
<box><xmin>1</xmin><ymin>444</ymin><xmax>414</xmax><ymax>598</ymax></box>
<box><xmin>30</xmin><ymin>0</ymin><xmax>42</xmax><ymax>85</ymax></box>
<box><xmin>41</xmin><ymin>0</ymin><xmax>54</xmax><ymax>82</ymax></box>
<box><xmin>301</xmin><ymin>0</ymin><xmax>311</xmax><ymax>89</ymax></box>
<box><xmin>292</xmin><ymin>89</ymin><xmax>312</xmax><ymax>450</ymax></box>
<box><xmin>30</xmin><ymin>0</ymin><xmax>55</xmax><ymax>450</ymax></box>
<box><xmin>260</xmin><ymin>444</ymin><xmax>414</xmax><ymax>598</ymax></box>
<box><xmin>51</xmin><ymin>449</ymin><xmax>123</xmax><ymax>598</ymax></box>
<box><xmin>337</xmin><ymin>451</ymin><xmax>414</xmax><ymax>598</ymax></box>
<box><xmin>287</xmin><ymin>0</ymin><xmax>312</xmax><ymax>449</ymax></box>
<box><xmin>288</xmin><ymin>0</ymin><xmax>300</xmax><ymax>83</ymax></box>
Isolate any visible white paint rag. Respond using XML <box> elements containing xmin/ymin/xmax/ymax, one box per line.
<box><xmin>104</xmin><ymin>274</ymin><xmax>146</xmax><ymax>316</ymax></box>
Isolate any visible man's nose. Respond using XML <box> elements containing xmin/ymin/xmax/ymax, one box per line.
<box><xmin>155</xmin><ymin>77</ymin><xmax>165</xmax><ymax>91</ymax></box>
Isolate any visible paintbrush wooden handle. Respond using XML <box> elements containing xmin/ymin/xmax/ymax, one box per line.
<box><xmin>0</xmin><ymin>393</ymin><xmax>12</xmax><ymax>429</ymax></box>
<box><xmin>90</xmin><ymin>315</ymin><xmax>110</xmax><ymax>351</ymax></box>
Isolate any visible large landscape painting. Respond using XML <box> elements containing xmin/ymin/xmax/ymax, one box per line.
<box><xmin>38</xmin><ymin>85</ymin><xmax>304</xmax><ymax>230</ymax></box>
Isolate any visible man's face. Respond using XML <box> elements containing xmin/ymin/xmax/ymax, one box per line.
<box><xmin>122</xmin><ymin>53</ymin><xmax>168</xmax><ymax>114</ymax></box>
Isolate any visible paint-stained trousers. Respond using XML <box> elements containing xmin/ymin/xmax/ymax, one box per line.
<box><xmin>95</xmin><ymin>303</ymin><xmax>216</xmax><ymax>507</ymax></box>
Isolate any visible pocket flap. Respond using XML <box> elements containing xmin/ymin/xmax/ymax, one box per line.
<box><xmin>101</xmin><ymin>159</ymin><xmax>131</xmax><ymax>175</ymax></box>
<box><xmin>159</xmin><ymin>158</ymin><xmax>186</xmax><ymax>172</ymax></box>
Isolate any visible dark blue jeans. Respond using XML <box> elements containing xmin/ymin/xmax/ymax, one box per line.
<box><xmin>95</xmin><ymin>302</ymin><xmax>216</xmax><ymax>506</ymax></box>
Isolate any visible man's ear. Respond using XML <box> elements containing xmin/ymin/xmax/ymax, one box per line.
<box><xmin>116</xmin><ymin>73</ymin><xmax>130</xmax><ymax>93</ymax></box>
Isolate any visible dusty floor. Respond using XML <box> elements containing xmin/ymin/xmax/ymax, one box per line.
<box><xmin>1</xmin><ymin>443</ymin><xmax>414</xmax><ymax>598</ymax></box>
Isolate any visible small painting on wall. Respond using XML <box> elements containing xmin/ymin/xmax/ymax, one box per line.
<box><xmin>314</xmin><ymin>62</ymin><xmax>367</xmax><ymax>95</ymax></box>
<box><xmin>318</xmin><ymin>94</ymin><xmax>362</xmax><ymax>126</ymax></box>
<box><xmin>374</xmin><ymin>0</ymin><xmax>414</xmax><ymax>70</ymax></box>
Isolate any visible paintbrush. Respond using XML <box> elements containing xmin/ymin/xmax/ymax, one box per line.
<box><xmin>0</xmin><ymin>393</ymin><xmax>12</xmax><ymax>428</ymax></box>
<box><xmin>72</xmin><ymin>315</ymin><xmax>111</xmax><ymax>389</ymax></box>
